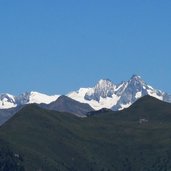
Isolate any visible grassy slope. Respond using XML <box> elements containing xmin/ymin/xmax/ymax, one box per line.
<box><xmin>0</xmin><ymin>96</ymin><xmax>171</xmax><ymax>170</ymax></box>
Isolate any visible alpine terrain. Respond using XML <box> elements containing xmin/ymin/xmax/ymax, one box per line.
<box><xmin>0</xmin><ymin>75</ymin><xmax>170</xmax><ymax>112</ymax></box>
<box><xmin>68</xmin><ymin>75</ymin><xmax>171</xmax><ymax>110</ymax></box>
<box><xmin>1</xmin><ymin>96</ymin><xmax>171</xmax><ymax>170</ymax></box>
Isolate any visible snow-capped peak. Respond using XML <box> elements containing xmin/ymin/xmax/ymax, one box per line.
<box><xmin>129</xmin><ymin>75</ymin><xmax>145</xmax><ymax>85</ymax></box>
<box><xmin>16</xmin><ymin>91</ymin><xmax>59</xmax><ymax>105</ymax></box>
<box><xmin>0</xmin><ymin>91</ymin><xmax>60</xmax><ymax>109</ymax></box>
<box><xmin>130</xmin><ymin>74</ymin><xmax>142</xmax><ymax>80</ymax></box>
<box><xmin>68</xmin><ymin>79</ymin><xmax>118</xmax><ymax>110</ymax></box>
<box><xmin>0</xmin><ymin>93</ymin><xmax>17</xmax><ymax>109</ymax></box>
<box><xmin>0</xmin><ymin>75</ymin><xmax>170</xmax><ymax>111</ymax></box>
<box><xmin>97</xmin><ymin>79</ymin><xmax>114</xmax><ymax>87</ymax></box>
<box><xmin>84</xmin><ymin>79</ymin><xmax>116</xmax><ymax>101</ymax></box>
<box><xmin>111</xmin><ymin>75</ymin><xmax>168</xmax><ymax>110</ymax></box>
<box><xmin>68</xmin><ymin>75</ymin><xmax>171</xmax><ymax>111</ymax></box>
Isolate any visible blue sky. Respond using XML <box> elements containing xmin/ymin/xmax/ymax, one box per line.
<box><xmin>0</xmin><ymin>0</ymin><xmax>171</xmax><ymax>95</ymax></box>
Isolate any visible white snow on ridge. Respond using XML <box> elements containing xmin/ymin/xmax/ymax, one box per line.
<box><xmin>0</xmin><ymin>75</ymin><xmax>170</xmax><ymax>111</ymax></box>
<box><xmin>0</xmin><ymin>91</ymin><xmax>60</xmax><ymax>109</ymax></box>
<box><xmin>147</xmin><ymin>89</ymin><xmax>163</xmax><ymax>101</ymax></box>
<box><xmin>0</xmin><ymin>101</ymin><xmax>17</xmax><ymax>109</ymax></box>
<box><xmin>115</xmin><ymin>82</ymin><xmax>127</xmax><ymax>92</ymax></box>
<box><xmin>68</xmin><ymin>89</ymin><xmax>120</xmax><ymax>110</ymax></box>
<box><xmin>67</xmin><ymin>88</ymin><xmax>92</xmax><ymax>103</ymax></box>
<box><xmin>26</xmin><ymin>91</ymin><xmax>59</xmax><ymax>104</ymax></box>
<box><xmin>147</xmin><ymin>85</ymin><xmax>154</xmax><ymax>90</ymax></box>
<box><xmin>5</xmin><ymin>94</ymin><xmax>15</xmax><ymax>102</ymax></box>
<box><xmin>98</xmin><ymin>95</ymin><xmax>120</xmax><ymax>109</ymax></box>
<box><xmin>67</xmin><ymin>75</ymin><xmax>170</xmax><ymax>111</ymax></box>
<box><xmin>0</xmin><ymin>93</ymin><xmax>16</xmax><ymax>109</ymax></box>
<box><xmin>119</xmin><ymin>102</ymin><xmax>132</xmax><ymax>111</ymax></box>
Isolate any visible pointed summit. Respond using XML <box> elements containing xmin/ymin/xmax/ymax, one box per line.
<box><xmin>0</xmin><ymin>75</ymin><xmax>169</xmax><ymax>112</ymax></box>
<box><xmin>41</xmin><ymin>95</ymin><xmax>94</xmax><ymax>117</ymax></box>
<box><xmin>84</xmin><ymin>79</ymin><xmax>116</xmax><ymax>101</ymax></box>
<box><xmin>129</xmin><ymin>74</ymin><xmax>145</xmax><ymax>86</ymax></box>
<box><xmin>96</xmin><ymin>79</ymin><xmax>114</xmax><ymax>90</ymax></box>
<box><xmin>98</xmin><ymin>79</ymin><xmax>113</xmax><ymax>84</ymax></box>
<box><xmin>130</xmin><ymin>75</ymin><xmax>145</xmax><ymax>83</ymax></box>
<box><xmin>68</xmin><ymin>74</ymin><xmax>171</xmax><ymax>111</ymax></box>
<box><xmin>131</xmin><ymin>74</ymin><xmax>142</xmax><ymax>80</ymax></box>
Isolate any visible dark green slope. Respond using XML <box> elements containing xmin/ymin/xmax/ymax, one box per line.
<box><xmin>1</xmin><ymin>96</ymin><xmax>171</xmax><ymax>171</ymax></box>
<box><xmin>125</xmin><ymin>95</ymin><xmax>171</xmax><ymax>121</ymax></box>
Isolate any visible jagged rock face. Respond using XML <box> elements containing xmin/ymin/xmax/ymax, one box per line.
<box><xmin>84</xmin><ymin>79</ymin><xmax>116</xmax><ymax>101</ymax></box>
<box><xmin>112</xmin><ymin>75</ymin><xmax>170</xmax><ymax>110</ymax></box>
<box><xmin>0</xmin><ymin>75</ymin><xmax>170</xmax><ymax>111</ymax></box>
<box><xmin>68</xmin><ymin>75</ymin><xmax>171</xmax><ymax>111</ymax></box>
<box><xmin>0</xmin><ymin>94</ymin><xmax>17</xmax><ymax>109</ymax></box>
<box><xmin>85</xmin><ymin>76</ymin><xmax>146</xmax><ymax>105</ymax></box>
<box><xmin>15</xmin><ymin>92</ymin><xmax>31</xmax><ymax>105</ymax></box>
<box><xmin>114</xmin><ymin>76</ymin><xmax>149</xmax><ymax>108</ymax></box>
<box><xmin>0</xmin><ymin>92</ymin><xmax>59</xmax><ymax>109</ymax></box>
<box><xmin>0</xmin><ymin>94</ymin><xmax>16</xmax><ymax>104</ymax></box>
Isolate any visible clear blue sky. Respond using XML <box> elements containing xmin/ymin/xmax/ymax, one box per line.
<box><xmin>0</xmin><ymin>0</ymin><xmax>171</xmax><ymax>95</ymax></box>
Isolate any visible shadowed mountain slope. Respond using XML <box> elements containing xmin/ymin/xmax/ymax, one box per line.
<box><xmin>1</xmin><ymin>96</ymin><xmax>171</xmax><ymax>170</ymax></box>
<box><xmin>0</xmin><ymin>106</ymin><xmax>23</xmax><ymax>126</ymax></box>
<box><xmin>40</xmin><ymin>95</ymin><xmax>94</xmax><ymax>117</ymax></box>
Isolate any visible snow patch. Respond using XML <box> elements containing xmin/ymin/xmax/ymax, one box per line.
<box><xmin>147</xmin><ymin>90</ymin><xmax>163</xmax><ymax>100</ymax></box>
<box><xmin>119</xmin><ymin>102</ymin><xmax>132</xmax><ymax>111</ymax></box>
<box><xmin>0</xmin><ymin>102</ymin><xmax>17</xmax><ymax>109</ymax></box>
<box><xmin>135</xmin><ymin>92</ymin><xmax>142</xmax><ymax>99</ymax></box>
<box><xmin>0</xmin><ymin>93</ymin><xmax>16</xmax><ymax>109</ymax></box>
<box><xmin>27</xmin><ymin>91</ymin><xmax>59</xmax><ymax>104</ymax></box>
<box><xmin>68</xmin><ymin>88</ymin><xmax>120</xmax><ymax>110</ymax></box>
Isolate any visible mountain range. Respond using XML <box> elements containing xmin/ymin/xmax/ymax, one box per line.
<box><xmin>0</xmin><ymin>75</ymin><xmax>171</xmax><ymax>111</ymax></box>
<box><xmin>1</xmin><ymin>75</ymin><xmax>171</xmax><ymax>170</ymax></box>
<box><xmin>68</xmin><ymin>75</ymin><xmax>171</xmax><ymax>110</ymax></box>
<box><xmin>1</xmin><ymin>95</ymin><xmax>171</xmax><ymax>170</ymax></box>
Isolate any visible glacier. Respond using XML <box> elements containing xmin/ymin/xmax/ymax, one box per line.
<box><xmin>0</xmin><ymin>75</ymin><xmax>170</xmax><ymax>111</ymax></box>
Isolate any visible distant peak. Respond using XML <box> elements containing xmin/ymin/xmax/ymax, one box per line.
<box><xmin>129</xmin><ymin>75</ymin><xmax>145</xmax><ymax>84</ymax></box>
<box><xmin>57</xmin><ymin>95</ymin><xmax>69</xmax><ymax>100</ymax></box>
<box><xmin>97</xmin><ymin>79</ymin><xmax>114</xmax><ymax>87</ymax></box>
<box><xmin>95</xmin><ymin>79</ymin><xmax>115</xmax><ymax>91</ymax></box>
<box><xmin>128</xmin><ymin>75</ymin><xmax>145</xmax><ymax>86</ymax></box>
<box><xmin>131</xmin><ymin>75</ymin><xmax>142</xmax><ymax>80</ymax></box>
<box><xmin>56</xmin><ymin>95</ymin><xmax>77</xmax><ymax>103</ymax></box>
<box><xmin>104</xmin><ymin>78</ymin><xmax>112</xmax><ymax>82</ymax></box>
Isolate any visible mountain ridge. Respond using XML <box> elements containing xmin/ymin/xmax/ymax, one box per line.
<box><xmin>40</xmin><ymin>95</ymin><xmax>94</xmax><ymax>117</ymax></box>
<box><xmin>68</xmin><ymin>75</ymin><xmax>171</xmax><ymax>110</ymax></box>
<box><xmin>0</xmin><ymin>75</ymin><xmax>170</xmax><ymax>111</ymax></box>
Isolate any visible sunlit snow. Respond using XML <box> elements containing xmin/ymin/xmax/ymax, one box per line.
<box><xmin>27</xmin><ymin>91</ymin><xmax>59</xmax><ymax>104</ymax></box>
<box><xmin>135</xmin><ymin>92</ymin><xmax>142</xmax><ymax>99</ymax></box>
